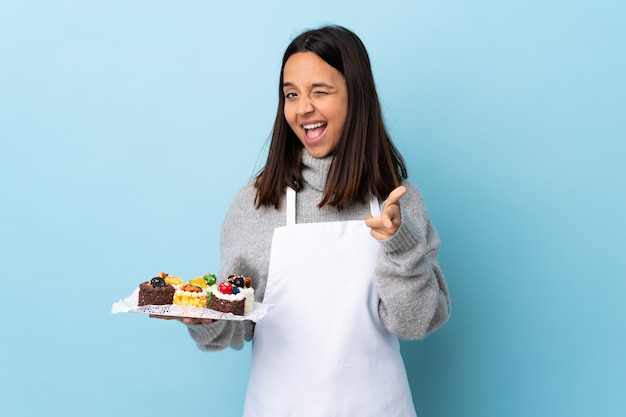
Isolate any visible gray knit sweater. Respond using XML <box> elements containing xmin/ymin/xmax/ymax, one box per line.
<box><xmin>187</xmin><ymin>150</ymin><xmax>450</xmax><ymax>350</ymax></box>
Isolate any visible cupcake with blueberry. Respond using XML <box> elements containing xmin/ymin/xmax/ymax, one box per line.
<box><xmin>138</xmin><ymin>275</ymin><xmax>176</xmax><ymax>306</ymax></box>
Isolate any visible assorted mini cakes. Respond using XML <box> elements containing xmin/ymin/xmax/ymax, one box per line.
<box><xmin>137</xmin><ymin>272</ymin><xmax>254</xmax><ymax>316</ymax></box>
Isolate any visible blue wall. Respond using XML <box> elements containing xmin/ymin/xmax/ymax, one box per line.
<box><xmin>1</xmin><ymin>1</ymin><xmax>624</xmax><ymax>416</ymax></box>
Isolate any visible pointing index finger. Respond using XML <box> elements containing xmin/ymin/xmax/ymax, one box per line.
<box><xmin>383</xmin><ymin>185</ymin><xmax>407</xmax><ymax>208</ymax></box>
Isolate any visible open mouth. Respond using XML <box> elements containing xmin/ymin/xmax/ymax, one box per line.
<box><xmin>303</xmin><ymin>122</ymin><xmax>327</xmax><ymax>140</ymax></box>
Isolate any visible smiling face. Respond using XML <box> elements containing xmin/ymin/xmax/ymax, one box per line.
<box><xmin>282</xmin><ymin>52</ymin><xmax>348</xmax><ymax>158</ymax></box>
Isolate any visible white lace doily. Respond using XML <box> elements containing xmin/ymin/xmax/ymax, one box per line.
<box><xmin>111</xmin><ymin>288</ymin><xmax>273</xmax><ymax>322</ymax></box>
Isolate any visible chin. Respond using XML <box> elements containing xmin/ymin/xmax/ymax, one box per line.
<box><xmin>306</xmin><ymin>148</ymin><xmax>332</xmax><ymax>158</ymax></box>
<box><xmin>302</xmin><ymin>142</ymin><xmax>334</xmax><ymax>159</ymax></box>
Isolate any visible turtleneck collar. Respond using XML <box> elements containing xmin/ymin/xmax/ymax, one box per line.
<box><xmin>301</xmin><ymin>149</ymin><xmax>334</xmax><ymax>192</ymax></box>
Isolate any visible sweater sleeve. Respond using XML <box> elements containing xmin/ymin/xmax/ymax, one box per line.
<box><xmin>186</xmin><ymin>320</ymin><xmax>250</xmax><ymax>351</ymax></box>
<box><xmin>373</xmin><ymin>182</ymin><xmax>451</xmax><ymax>339</ymax></box>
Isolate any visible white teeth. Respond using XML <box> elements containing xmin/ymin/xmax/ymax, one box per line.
<box><xmin>303</xmin><ymin>122</ymin><xmax>326</xmax><ymax>130</ymax></box>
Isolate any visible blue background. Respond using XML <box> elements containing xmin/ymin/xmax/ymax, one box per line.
<box><xmin>1</xmin><ymin>1</ymin><xmax>624</xmax><ymax>416</ymax></box>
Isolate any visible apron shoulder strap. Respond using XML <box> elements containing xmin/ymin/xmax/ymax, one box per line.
<box><xmin>286</xmin><ymin>187</ymin><xmax>296</xmax><ymax>226</ymax></box>
<box><xmin>370</xmin><ymin>197</ymin><xmax>381</xmax><ymax>217</ymax></box>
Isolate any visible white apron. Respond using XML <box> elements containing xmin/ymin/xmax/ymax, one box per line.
<box><xmin>243</xmin><ymin>188</ymin><xmax>417</xmax><ymax>417</ymax></box>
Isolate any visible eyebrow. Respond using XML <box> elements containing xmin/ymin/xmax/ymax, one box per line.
<box><xmin>282</xmin><ymin>82</ymin><xmax>335</xmax><ymax>89</ymax></box>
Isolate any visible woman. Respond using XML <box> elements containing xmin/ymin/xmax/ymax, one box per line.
<box><xmin>186</xmin><ymin>25</ymin><xmax>450</xmax><ymax>416</ymax></box>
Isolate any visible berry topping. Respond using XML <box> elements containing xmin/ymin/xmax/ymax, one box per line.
<box><xmin>232</xmin><ymin>286</ymin><xmax>240</xmax><ymax>295</ymax></box>
<box><xmin>150</xmin><ymin>277</ymin><xmax>166</xmax><ymax>288</ymax></box>
<box><xmin>233</xmin><ymin>276</ymin><xmax>245</xmax><ymax>288</ymax></box>
<box><xmin>203</xmin><ymin>273</ymin><xmax>217</xmax><ymax>286</ymax></box>
<box><xmin>218</xmin><ymin>281</ymin><xmax>233</xmax><ymax>294</ymax></box>
<box><xmin>227</xmin><ymin>274</ymin><xmax>246</xmax><ymax>288</ymax></box>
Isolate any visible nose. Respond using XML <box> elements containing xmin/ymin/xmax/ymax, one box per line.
<box><xmin>297</xmin><ymin>95</ymin><xmax>314</xmax><ymax>115</ymax></box>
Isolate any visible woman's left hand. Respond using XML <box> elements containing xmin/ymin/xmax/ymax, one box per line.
<box><xmin>149</xmin><ymin>314</ymin><xmax>214</xmax><ymax>325</ymax></box>
<box><xmin>365</xmin><ymin>185</ymin><xmax>407</xmax><ymax>240</ymax></box>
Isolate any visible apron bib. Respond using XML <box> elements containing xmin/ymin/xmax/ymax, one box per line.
<box><xmin>243</xmin><ymin>188</ymin><xmax>417</xmax><ymax>417</ymax></box>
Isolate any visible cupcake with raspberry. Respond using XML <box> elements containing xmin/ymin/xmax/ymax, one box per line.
<box><xmin>208</xmin><ymin>275</ymin><xmax>254</xmax><ymax>316</ymax></box>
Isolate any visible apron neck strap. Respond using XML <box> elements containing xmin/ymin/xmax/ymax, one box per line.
<box><xmin>286</xmin><ymin>187</ymin><xmax>381</xmax><ymax>225</ymax></box>
<box><xmin>286</xmin><ymin>187</ymin><xmax>296</xmax><ymax>226</ymax></box>
<box><xmin>369</xmin><ymin>197</ymin><xmax>381</xmax><ymax>217</ymax></box>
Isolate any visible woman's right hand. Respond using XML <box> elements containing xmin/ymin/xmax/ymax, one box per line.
<box><xmin>366</xmin><ymin>185</ymin><xmax>407</xmax><ymax>240</ymax></box>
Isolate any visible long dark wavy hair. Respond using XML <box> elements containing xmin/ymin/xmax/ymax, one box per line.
<box><xmin>254</xmin><ymin>25</ymin><xmax>407</xmax><ymax>210</ymax></box>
